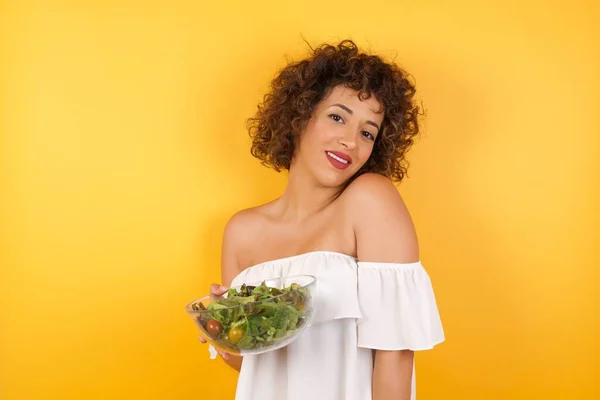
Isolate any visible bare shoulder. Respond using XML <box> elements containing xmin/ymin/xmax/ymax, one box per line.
<box><xmin>223</xmin><ymin>207</ymin><xmax>262</xmax><ymax>238</ymax></box>
<box><xmin>220</xmin><ymin>206</ymin><xmax>266</xmax><ymax>285</ymax></box>
<box><xmin>342</xmin><ymin>172</ymin><xmax>403</xmax><ymax>203</ymax></box>
<box><xmin>340</xmin><ymin>173</ymin><xmax>419</xmax><ymax>263</ymax></box>
<box><xmin>222</xmin><ymin>205</ymin><xmax>269</xmax><ymax>254</ymax></box>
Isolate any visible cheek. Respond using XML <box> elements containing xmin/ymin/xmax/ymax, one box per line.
<box><xmin>356</xmin><ymin>145</ymin><xmax>374</xmax><ymax>166</ymax></box>
<box><xmin>298</xmin><ymin>131</ymin><xmax>316</xmax><ymax>153</ymax></box>
<box><xmin>300</xmin><ymin>123</ymin><xmax>328</xmax><ymax>149</ymax></box>
<box><xmin>311</xmin><ymin>118</ymin><xmax>336</xmax><ymax>140</ymax></box>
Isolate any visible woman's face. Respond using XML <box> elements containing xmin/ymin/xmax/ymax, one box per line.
<box><xmin>292</xmin><ymin>85</ymin><xmax>384</xmax><ymax>188</ymax></box>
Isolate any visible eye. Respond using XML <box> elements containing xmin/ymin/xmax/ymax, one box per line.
<box><xmin>362</xmin><ymin>131</ymin><xmax>376</xmax><ymax>141</ymax></box>
<box><xmin>328</xmin><ymin>113</ymin><xmax>344</xmax><ymax>123</ymax></box>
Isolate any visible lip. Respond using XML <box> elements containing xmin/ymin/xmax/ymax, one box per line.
<box><xmin>325</xmin><ymin>151</ymin><xmax>352</xmax><ymax>170</ymax></box>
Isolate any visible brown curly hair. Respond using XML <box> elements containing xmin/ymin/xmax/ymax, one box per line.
<box><xmin>247</xmin><ymin>39</ymin><xmax>422</xmax><ymax>183</ymax></box>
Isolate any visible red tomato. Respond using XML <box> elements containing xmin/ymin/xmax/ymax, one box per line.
<box><xmin>205</xmin><ymin>319</ymin><xmax>222</xmax><ymax>337</ymax></box>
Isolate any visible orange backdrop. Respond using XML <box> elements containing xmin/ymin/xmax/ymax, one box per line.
<box><xmin>1</xmin><ymin>1</ymin><xmax>598</xmax><ymax>399</ymax></box>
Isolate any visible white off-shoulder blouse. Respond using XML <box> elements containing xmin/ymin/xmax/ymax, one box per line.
<box><xmin>208</xmin><ymin>251</ymin><xmax>444</xmax><ymax>400</ymax></box>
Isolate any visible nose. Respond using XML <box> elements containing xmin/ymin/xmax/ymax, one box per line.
<box><xmin>338</xmin><ymin>130</ymin><xmax>357</xmax><ymax>150</ymax></box>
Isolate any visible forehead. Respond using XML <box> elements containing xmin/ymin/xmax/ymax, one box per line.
<box><xmin>321</xmin><ymin>85</ymin><xmax>384</xmax><ymax>117</ymax></box>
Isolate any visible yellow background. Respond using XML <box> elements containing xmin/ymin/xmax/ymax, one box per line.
<box><xmin>1</xmin><ymin>1</ymin><xmax>598</xmax><ymax>399</ymax></box>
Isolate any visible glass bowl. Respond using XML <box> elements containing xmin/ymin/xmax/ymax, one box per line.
<box><xmin>185</xmin><ymin>275</ymin><xmax>316</xmax><ymax>356</ymax></box>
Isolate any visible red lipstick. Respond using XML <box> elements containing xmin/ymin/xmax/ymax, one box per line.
<box><xmin>325</xmin><ymin>151</ymin><xmax>352</xmax><ymax>170</ymax></box>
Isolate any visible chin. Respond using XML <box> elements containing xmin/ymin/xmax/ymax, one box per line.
<box><xmin>315</xmin><ymin>169</ymin><xmax>354</xmax><ymax>188</ymax></box>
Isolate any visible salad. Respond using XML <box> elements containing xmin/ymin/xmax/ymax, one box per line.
<box><xmin>192</xmin><ymin>281</ymin><xmax>311</xmax><ymax>351</ymax></box>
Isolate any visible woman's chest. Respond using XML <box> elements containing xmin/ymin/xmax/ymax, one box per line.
<box><xmin>243</xmin><ymin>210</ymin><xmax>355</xmax><ymax>269</ymax></box>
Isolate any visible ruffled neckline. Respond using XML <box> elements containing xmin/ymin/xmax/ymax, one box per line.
<box><xmin>245</xmin><ymin>250</ymin><xmax>358</xmax><ymax>270</ymax></box>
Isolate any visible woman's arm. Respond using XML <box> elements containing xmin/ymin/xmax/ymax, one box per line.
<box><xmin>346</xmin><ymin>173</ymin><xmax>420</xmax><ymax>400</ymax></box>
<box><xmin>372</xmin><ymin>350</ymin><xmax>414</xmax><ymax>400</ymax></box>
<box><xmin>214</xmin><ymin>211</ymin><xmax>253</xmax><ymax>372</ymax></box>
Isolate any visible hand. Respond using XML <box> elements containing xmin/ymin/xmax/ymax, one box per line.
<box><xmin>199</xmin><ymin>283</ymin><xmax>232</xmax><ymax>360</ymax></box>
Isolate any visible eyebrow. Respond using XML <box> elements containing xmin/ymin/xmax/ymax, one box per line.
<box><xmin>332</xmin><ymin>103</ymin><xmax>380</xmax><ymax>131</ymax></box>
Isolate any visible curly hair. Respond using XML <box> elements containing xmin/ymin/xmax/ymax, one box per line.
<box><xmin>247</xmin><ymin>39</ymin><xmax>422</xmax><ymax>183</ymax></box>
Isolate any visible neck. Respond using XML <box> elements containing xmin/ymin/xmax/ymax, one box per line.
<box><xmin>276</xmin><ymin>164</ymin><xmax>343</xmax><ymax>221</ymax></box>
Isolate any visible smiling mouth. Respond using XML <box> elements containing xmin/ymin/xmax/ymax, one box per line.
<box><xmin>325</xmin><ymin>151</ymin><xmax>352</xmax><ymax>170</ymax></box>
<box><xmin>327</xmin><ymin>151</ymin><xmax>349</xmax><ymax>164</ymax></box>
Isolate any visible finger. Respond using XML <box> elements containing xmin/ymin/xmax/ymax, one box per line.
<box><xmin>218</xmin><ymin>351</ymin><xmax>231</xmax><ymax>360</ymax></box>
<box><xmin>209</xmin><ymin>283</ymin><xmax>221</xmax><ymax>300</ymax></box>
<box><xmin>198</xmin><ymin>335</ymin><xmax>206</xmax><ymax>343</ymax></box>
<box><xmin>209</xmin><ymin>283</ymin><xmax>229</xmax><ymax>299</ymax></box>
<box><xmin>210</xmin><ymin>283</ymin><xmax>229</xmax><ymax>292</ymax></box>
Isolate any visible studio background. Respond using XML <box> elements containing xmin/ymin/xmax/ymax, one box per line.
<box><xmin>1</xmin><ymin>1</ymin><xmax>598</xmax><ymax>399</ymax></box>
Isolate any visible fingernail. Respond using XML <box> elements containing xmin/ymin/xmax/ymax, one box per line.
<box><xmin>222</xmin><ymin>353</ymin><xmax>230</xmax><ymax>360</ymax></box>
<box><xmin>219</xmin><ymin>285</ymin><xmax>228</xmax><ymax>291</ymax></box>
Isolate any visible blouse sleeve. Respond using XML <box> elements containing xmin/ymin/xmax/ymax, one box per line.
<box><xmin>356</xmin><ymin>261</ymin><xmax>445</xmax><ymax>351</ymax></box>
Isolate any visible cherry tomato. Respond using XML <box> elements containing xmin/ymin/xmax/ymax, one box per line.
<box><xmin>205</xmin><ymin>319</ymin><xmax>222</xmax><ymax>337</ymax></box>
<box><xmin>228</xmin><ymin>327</ymin><xmax>245</xmax><ymax>344</ymax></box>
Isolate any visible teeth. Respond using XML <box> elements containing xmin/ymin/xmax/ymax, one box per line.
<box><xmin>327</xmin><ymin>151</ymin><xmax>349</xmax><ymax>164</ymax></box>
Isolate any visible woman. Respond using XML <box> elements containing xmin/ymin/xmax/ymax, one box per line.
<box><xmin>200</xmin><ymin>39</ymin><xmax>444</xmax><ymax>400</ymax></box>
